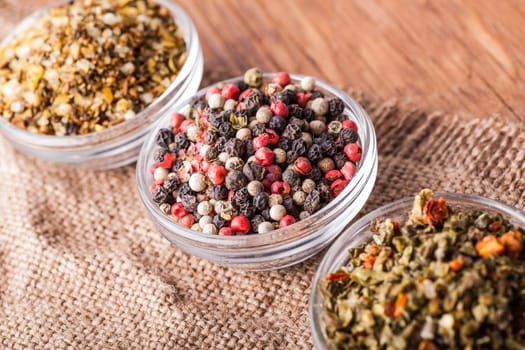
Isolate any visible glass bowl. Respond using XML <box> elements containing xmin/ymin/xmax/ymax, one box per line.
<box><xmin>0</xmin><ymin>0</ymin><xmax>203</xmax><ymax>170</ymax></box>
<box><xmin>309</xmin><ymin>192</ymin><xmax>525</xmax><ymax>349</ymax></box>
<box><xmin>136</xmin><ymin>73</ymin><xmax>378</xmax><ymax>270</ymax></box>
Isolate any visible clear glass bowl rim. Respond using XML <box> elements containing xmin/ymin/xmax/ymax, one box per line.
<box><xmin>0</xmin><ymin>0</ymin><xmax>200</xmax><ymax>148</ymax></box>
<box><xmin>136</xmin><ymin>72</ymin><xmax>378</xmax><ymax>250</ymax></box>
<box><xmin>308</xmin><ymin>191</ymin><xmax>525</xmax><ymax>349</ymax></box>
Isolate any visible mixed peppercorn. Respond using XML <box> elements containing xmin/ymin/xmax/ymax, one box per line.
<box><xmin>0</xmin><ymin>0</ymin><xmax>186</xmax><ymax>135</ymax></box>
<box><xmin>149</xmin><ymin>69</ymin><xmax>363</xmax><ymax>235</ymax></box>
<box><xmin>320</xmin><ymin>189</ymin><xmax>525</xmax><ymax>350</ymax></box>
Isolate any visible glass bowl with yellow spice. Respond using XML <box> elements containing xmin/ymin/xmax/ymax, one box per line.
<box><xmin>310</xmin><ymin>189</ymin><xmax>525</xmax><ymax>350</ymax></box>
<box><xmin>0</xmin><ymin>0</ymin><xmax>203</xmax><ymax>169</ymax></box>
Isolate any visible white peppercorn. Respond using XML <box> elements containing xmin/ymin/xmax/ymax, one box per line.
<box><xmin>293</xmin><ymin>191</ymin><xmax>307</xmax><ymax>206</ymax></box>
<box><xmin>311</xmin><ymin>97</ymin><xmax>329</xmax><ymax>115</ymax></box>
<box><xmin>191</xmin><ymin>223</ymin><xmax>202</xmax><ymax>232</ymax></box>
<box><xmin>208</xmin><ymin>93</ymin><xmax>225</xmax><ymax>109</ymax></box>
<box><xmin>301</xmin><ymin>132</ymin><xmax>313</xmax><ymax>146</ymax></box>
<box><xmin>273</xmin><ymin>148</ymin><xmax>287</xmax><ymax>163</ymax></box>
<box><xmin>223</xmin><ymin>99</ymin><xmax>238</xmax><ymax>111</ymax></box>
<box><xmin>199</xmin><ymin>215</ymin><xmax>213</xmax><ymax>228</ymax></box>
<box><xmin>301</xmin><ymin>76</ymin><xmax>316</xmax><ymax>91</ymax></box>
<box><xmin>200</xmin><ymin>144</ymin><xmax>211</xmax><ymax>158</ymax></box>
<box><xmin>248</xmin><ymin>119</ymin><xmax>259</xmax><ymax>130</ymax></box>
<box><xmin>197</xmin><ymin>201</ymin><xmax>213</xmax><ymax>216</ymax></box>
<box><xmin>153</xmin><ymin>167</ymin><xmax>169</xmax><ymax>181</ymax></box>
<box><xmin>202</xmin><ymin>223</ymin><xmax>218</xmax><ymax>234</ymax></box>
<box><xmin>256</xmin><ymin>106</ymin><xmax>272</xmax><ymax>124</ymax></box>
<box><xmin>265</xmin><ymin>83</ymin><xmax>282</xmax><ymax>96</ymax></box>
<box><xmin>268</xmin><ymin>194</ymin><xmax>283</xmax><ymax>207</ymax></box>
<box><xmin>318</xmin><ymin>157</ymin><xmax>335</xmax><ymax>173</ymax></box>
<box><xmin>299</xmin><ymin>211</ymin><xmax>310</xmax><ymax>219</ymax></box>
<box><xmin>236</xmin><ymin>128</ymin><xmax>252</xmax><ymax>141</ymax></box>
<box><xmin>188</xmin><ymin>173</ymin><xmax>206</xmax><ymax>192</ymax></box>
<box><xmin>269</xmin><ymin>204</ymin><xmax>286</xmax><ymax>221</ymax></box>
<box><xmin>218</xmin><ymin>152</ymin><xmax>229</xmax><ymax>163</ymax></box>
<box><xmin>284</xmin><ymin>84</ymin><xmax>297</xmax><ymax>92</ymax></box>
<box><xmin>225</xmin><ymin>157</ymin><xmax>244</xmax><ymax>171</ymax></box>
<box><xmin>186</xmin><ymin>125</ymin><xmax>200</xmax><ymax>141</ymax></box>
<box><xmin>309</xmin><ymin>120</ymin><xmax>326</xmax><ymax>136</ymax></box>
<box><xmin>302</xmin><ymin>179</ymin><xmax>316</xmax><ymax>193</ymax></box>
<box><xmin>258</xmin><ymin>221</ymin><xmax>274</xmax><ymax>234</ymax></box>
<box><xmin>247</xmin><ymin>180</ymin><xmax>264</xmax><ymax>196</ymax></box>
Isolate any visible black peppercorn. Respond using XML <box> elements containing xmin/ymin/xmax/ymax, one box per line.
<box><xmin>328</xmin><ymin>97</ymin><xmax>345</xmax><ymax>117</ymax></box>
<box><xmin>171</xmin><ymin>159</ymin><xmax>184</xmax><ymax>173</ymax></box>
<box><xmin>287</xmin><ymin>104</ymin><xmax>303</xmax><ymax>119</ymax></box>
<box><xmin>232</xmin><ymin>188</ymin><xmax>250</xmax><ymax>209</ymax></box>
<box><xmin>209</xmin><ymin>185</ymin><xmax>229</xmax><ymax>200</ymax></box>
<box><xmin>213</xmin><ymin>214</ymin><xmax>228</xmax><ymax>229</ymax></box>
<box><xmin>268</xmin><ymin>116</ymin><xmax>287</xmax><ymax>133</ymax></box>
<box><xmin>224</xmin><ymin>138</ymin><xmax>246</xmax><ymax>157</ymax></box>
<box><xmin>238</xmin><ymin>203</ymin><xmax>256</xmax><ymax>218</ymax></box>
<box><xmin>309</xmin><ymin>90</ymin><xmax>324</xmax><ymax>100</ymax></box>
<box><xmin>225</xmin><ymin>170</ymin><xmax>248</xmax><ymax>191</ymax></box>
<box><xmin>261</xmin><ymin>208</ymin><xmax>271</xmax><ymax>221</ymax></box>
<box><xmin>244</xmin><ymin>91</ymin><xmax>263</xmax><ymax>114</ymax></box>
<box><xmin>243</xmin><ymin>161</ymin><xmax>266</xmax><ymax>181</ymax></box>
<box><xmin>271</xmin><ymin>90</ymin><xmax>297</xmax><ymax>105</ymax></box>
<box><xmin>205</xmin><ymin>146</ymin><xmax>219</xmax><ymax>160</ymax></box>
<box><xmin>340</xmin><ymin>128</ymin><xmax>359</xmax><ymax>145</ymax></box>
<box><xmin>283</xmin><ymin>123</ymin><xmax>302</xmax><ymax>140</ymax></box>
<box><xmin>282</xmin><ymin>169</ymin><xmax>301</xmax><ymax>187</ymax></box>
<box><xmin>250</xmin><ymin>215</ymin><xmax>265</xmax><ymax>232</ymax></box>
<box><xmin>215</xmin><ymin>136</ymin><xmax>228</xmax><ymax>152</ymax></box>
<box><xmin>304</xmin><ymin>190</ymin><xmax>321</xmax><ymax>214</ymax></box>
<box><xmin>153</xmin><ymin>148</ymin><xmax>167</xmax><ymax>163</ymax></box>
<box><xmin>173</xmin><ymin>132</ymin><xmax>189</xmax><ymax>151</ymax></box>
<box><xmin>181</xmin><ymin>194</ymin><xmax>198</xmax><ymax>212</ymax></box>
<box><xmin>253</xmin><ymin>192</ymin><xmax>269</xmax><ymax>211</ymax></box>
<box><xmin>309</xmin><ymin>167</ymin><xmax>323</xmax><ymax>181</ymax></box>
<box><xmin>333</xmin><ymin>153</ymin><xmax>348</xmax><ymax>169</ymax></box>
<box><xmin>219</xmin><ymin>122</ymin><xmax>235</xmax><ymax>138</ymax></box>
<box><xmin>251</xmin><ymin>123</ymin><xmax>267</xmax><ymax>137</ymax></box>
<box><xmin>204</xmin><ymin>130</ymin><xmax>219</xmax><ymax>145</ymax></box>
<box><xmin>155</xmin><ymin>128</ymin><xmax>174</xmax><ymax>148</ymax></box>
<box><xmin>152</xmin><ymin>187</ymin><xmax>169</xmax><ymax>204</ymax></box>
<box><xmin>321</xmin><ymin>139</ymin><xmax>337</xmax><ymax>157</ymax></box>
<box><xmin>278</xmin><ymin>137</ymin><xmax>292</xmax><ymax>152</ymax></box>
<box><xmin>307</xmin><ymin>143</ymin><xmax>323</xmax><ymax>163</ymax></box>
<box><xmin>163</xmin><ymin>174</ymin><xmax>180</xmax><ymax>192</ymax></box>
<box><xmin>289</xmin><ymin>117</ymin><xmax>308</xmax><ymax>131</ymax></box>
<box><xmin>245</xmin><ymin>139</ymin><xmax>256</xmax><ymax>157</ymax></box>
<box><xmin>291</xmin><ymin>138</ymin><xmax>308</xmax><ymax>156</ymax></box>
<box><xmin>317</xmin><ymin>179</ymin><xmax>332</xmax><ymax>202</ymax></box>
<box><xmin>237</xmin><ymin>81</ymin><xmax>249</xmax><ymax>92</ymax></box>
<box><xmin>282</xmin><ymin>197</ymin><xmax>299</xmax><ymax>217</ymax></box>
<box><xmin>302</xmin><ymin>108</ymin><xmax>315</xmax><ymax>121</ymax></box>
<box><xmin>178</xmin><ymin>183</ymin><xmax>194</xmax><ymax>198</ymax></box>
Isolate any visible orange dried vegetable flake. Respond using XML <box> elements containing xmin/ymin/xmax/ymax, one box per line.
<box><xmin>475</xmin><ymin>235</ymin><xmax>504</xmax><ymax>257</ymax></box>
<box><xmin>499</xmin><ymin>230</ymin><xmax>523</xmax><ymax>258</ymax></box>
<box><xmin>363</xmin><ymin>255</ymin><xmax>376</xmax><ymax>270</ymax></box>
<box><xmin>423</xmin><ymin>197</ymin><xmax>449</xmax><ymax>226</ymax></box>
<box><xmin>325</xmin><ymin>272</ymin><xmax>350</xmax><ymax>282</ymax></box>
<box><xmin>449</xmin><ymin>255</ymin><xmax>465</xmax><ymax>272</ymax></box>
<box><xmin>393</xmin><ymin>293</ymin><xmax>408</xmax><ymax>317</ymax></box>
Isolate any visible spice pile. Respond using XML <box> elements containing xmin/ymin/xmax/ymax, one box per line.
<box><xmin>320</xmin><ymin>189</ymin><xmax>525</xmax><ymax>350</ymax></box>
<box><xmin>0</xmin><ymin>0</ymin><xmax>186</xmax><ymax>135</ymax></box>
<box><xmin>149</xmin><ymin>68</ymin><xmax>362</xmax><ymax>235</ymax></box>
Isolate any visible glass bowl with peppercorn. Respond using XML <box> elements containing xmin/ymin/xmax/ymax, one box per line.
<box><xmin>136</xmin><ymin>69</ymin><xmax>378</xmax><ymax>270</ymax></box>
<box><xmin>0</xmin><ymin>0</ymin><xmax>203</xmax><ymax>169</ymax></box>
<box><xmin>309</xmin><ymin>189</ymin><xmax>525</xmax><ymax>349</ymax></box>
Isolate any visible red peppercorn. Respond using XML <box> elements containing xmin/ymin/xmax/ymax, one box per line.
<box><xmin>330</xmin><ymin>179</ymin><xmax>349</xmax><ymax>197</ymax></box>
<box><xmin>180</xmin><ymin>119</ymin><xmax>195</xmax><ymax>133</ymax></box>
<box><xmin>253</xmin><ymin>134</ymin><xmax>271</xmax><ymax>150</ymax></box>
<box><xmin>221</xmin><ymin>83</ymin><xmax>241</xmax><ymax>101</ymax></box>
<box><xmin>279</xmin><ymin>215</ymin><xmax>296</xmax><ymax>227</ymax></box>
<box><xmin>255</xmin><ymin>147</ymin><xmax>274</xmax><ymax>166</ymax></box>
<box><xmin>341</xmin><ymin>162</ymin><xmax>356</xmax><ymax>180</ymax></box>
<box><xmin>169</xmin><ymin>112</ymin><xmax>186</xmax><ymax>129</ymax></box>
<box><xmin>230</xmin><ymin>215</ymin><xmax>251</xmax><ymax>234</ymax></box>
<box><xmin>342</xmin><ymin>120</ymin><xmax>358</xmax><ymax>131</ymax></box>
<box><xmin>265</xmin><ymin>164</ymin><xmax>282</xmax><ymax>181</ymax></box>
<box><xmin>158</xmin><ymin>153</ymin><xmax>175</xmax><ymax>169</ymax></box>
<box><xmin>325</xmin><ymin>169</ymin><xmax>343</xmax><ymax>181</ymax></box>
<box><xmin>239</xmin><ymin>88</ymin><xmax>253</xmax><ymax>100</ymax></box>
<box><xmin>208</xmin><ymin>165</ymin><xmax>227</xmax><ymax>185</ymax></box>
<box><xmin>191</xmin><ymin>159</ymin><xmax>201</xmax><ymax>172</ymax></box>
<box><xmin>219</xmin><ymin>227</ymin><xmax>234</xmax><ymax>236</ymax></box>
<box><xmin>296</xmin><ymin>92</ymin><xmax>312</xmax><ymax>108</ymax></box>
<box><xmin>344</xmin><ymin>143</ymin><xmax>362</xmax><ymax>162</ymax></box>
<box><xmin>294</xmin><ymin>156</ymin><xmax>312</xmax><ymax>175</ymax></box>
<box><xmin>265</xmin><ymin>129</ymin><xmax>280</xmax><ymax>145</ymax></box>
<box><xmin>205</xmin><ymin>86</ymin><xmax>221</xmax><ymax>102</ymax></box>
<box><xmin>270</xmin><ymin>100</ymin><xmax>289</xmax><ymax>117</ymax></box>
<box><xmin>201</xmin><ymin>160</ymin><xmax>210</xmax><ymax>172</ymax></box>
<box><xmin>271</xmin><ymin>181</ymin><xmax>291</xmax><ymax>196</ymax></box>
<box><xmin>171</xmin><ymin>202</ymin><xmax>188</xmax><ymax>218</ymax></box>
<box><xmin>179</xmin><ymin>213</ymin><xmax>195</xmax><ymax>228</ymax></box>
<box><xmin>271</xmin><ymin>72</ymin><xmax>291</xmax><ymax>86</ymax></box>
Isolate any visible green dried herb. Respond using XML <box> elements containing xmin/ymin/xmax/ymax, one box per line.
<box><xmin>321</xmin><ymin>189</ymin><xmax>525</xmax><ymax>350</ymax></box>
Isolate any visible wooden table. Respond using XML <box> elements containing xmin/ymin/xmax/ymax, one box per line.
<box><xmin>2</xmin><ymin>0</ymin><xmax>523</xmax><ymax>120</ymax></box>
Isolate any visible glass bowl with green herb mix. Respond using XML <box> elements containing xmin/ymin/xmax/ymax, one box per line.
<box><xmin>0</xmin><ymin>0</ymin><xmax>203</xmax><ymax>169</ymax></box>
<box><xmin>310</xmin><ymin>190</ymin><xmax>525</xmax><ymax>350</ymax></box>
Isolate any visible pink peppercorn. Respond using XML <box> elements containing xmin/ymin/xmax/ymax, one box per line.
<box><xmin>208</xmin><ymin>165</ymin><xmax>227</xmax><ymax>185</ymax></box>
<box><xmin>271</xmin><ymin>72</ymin><xmax>291</xmax><ymax>86</ymax></box>
<box><xmin>158</xmin><ymin>153</ymin><xmax>175</xmax><ymax>169</ymax></box>
<box><xmin>179</xmin><ymin>213</ymin><xmax>195</xmax><ymax>228</ymax></box>
<box><xmin>170</xmin><ymin>112</ymin><xmax>186</xmax><ymax>129</ymax></box>
<box><xmin>201</xmin><ymin>160</ymin><xmax>210</xmax><ymax>172</ymax></box>
<box><xmin>255</xmin><ymin>147</ymin><xmax>274</xmax><ymax>166</ymax></box>
<box><xmin>265</xmin><ymin>129</ymin><xmax>280</xmax><ymax>145</ymax></box>
<box><xmin>180</xmin><ymin>119</ymin><xmax>194</xmax><ymax>133</ymax></box>
<box><xmin>265</xmin><ymin>164</ymin><xmax>282</xmax><ymax>181</ymax></box>
<box><xmin>205</xmin><ymin>87</ymin><xmax>221</xmax><ymax>102</ymax></box>
<box><xmin>279</xmin><ymin>215</ymin><xmax>296</xmax><ymax>227</ymax></box>
<box><xmin>270</xmin><ymin>100</ymin><xmax>289</xmax><ymax>117</ymax></box>
<box><xmin>253</xmin><ymin>134</ymin><xmax>271</xmax><ymax>151</ymax></box>
<box><xmin>342</xmin><ymin>120</ymin><xmax>358</xmax><ymax>131</ymax></box>
<box><xmin>171</xmin><ymin>202</ymin><xmax>188</xmax><ymax>218</ymax></box>
<box><xmin>294</xmin><ymin>157</ymin><xmax>312</xmax><ymax>175</ymax></box>
<box><xmin>344</xmin><ymin>143</ymin><xmax>362</xmax><ymax>162</ymax></box>
<box><xmin>341</xmin><ymin>162</ymin><xmax>356</xmax><ymax>180</ymax></box>
<box><xmin>296</xmin><ymin>92</ymin><xmax>312</xmax><ymax>108</ymax></box>
<box><xmin>271</xmin><ymin>181</ymin><xmax>291</xmax><ymax>196</ymax></box>
<box><xmin>230</xmin><ymin>216</ymin><xmax>251</xmax><ymax>234</ymax></box>
<box><xmin>239</xmin><ymin>88</ymin><xmax>253</xmax><ymax>100</ymax></box>
<box><xmin>219</xmin><ymin>227</ymin><xmax>234</xmax><ymax>236</ymax></box>
<box><xmin>325</xmin><ymin>169</ymin><xmax>344</xmax><ymax>181</ymax></box>
<box><xmin>221</xmin><ymin>83</ymin><xmax>241</xmax><ymax>100</ymax></box>
<box><xmin>330</xmin><ymin>179</ymin><xmax>349</xmax><ymax>197</ymax></box>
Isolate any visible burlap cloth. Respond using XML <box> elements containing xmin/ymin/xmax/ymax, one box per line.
<box><xmin>2</xmin><ymin>4</ymin><xmax>525</xmax><ymax>350</ymax></box>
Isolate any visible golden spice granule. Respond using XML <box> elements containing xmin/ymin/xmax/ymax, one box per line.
<box><xmin>0</xmin><ymin>0</ymin><xmax>186</xmax><ymax>135</ymax></box>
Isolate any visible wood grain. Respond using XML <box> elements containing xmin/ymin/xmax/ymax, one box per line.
<box><xmin>2</xmin><ymin>0</ymin><xmax>524</xmax><ymax>121</ymax></box>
